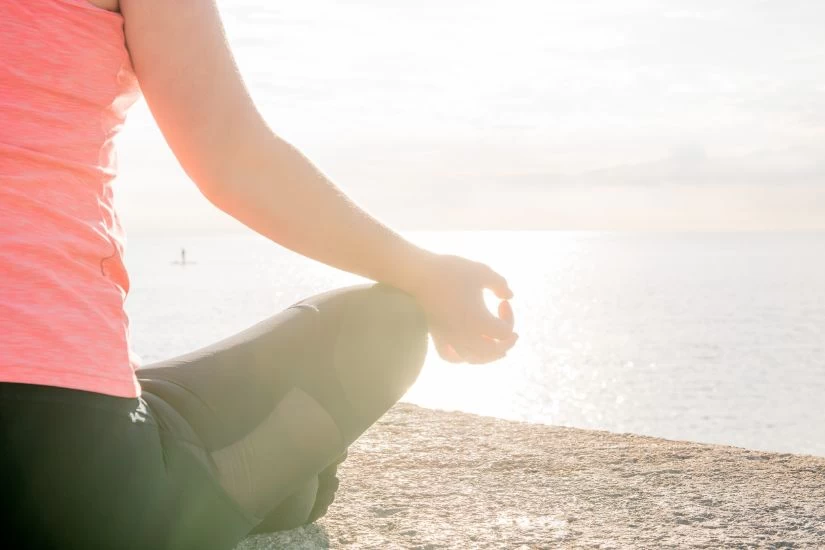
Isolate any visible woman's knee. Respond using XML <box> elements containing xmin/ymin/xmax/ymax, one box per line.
<box><xmin>304</xmin><ymin>284</ymin><xmax>429</xmax><ymax>421</ymax></box>
<box><xmin>368</xmin><ymin>284</ymin><xmax>429</xmax><ymax>390</ymax></box>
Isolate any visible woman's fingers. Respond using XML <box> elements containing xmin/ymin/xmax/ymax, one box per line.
<box><xmin>433</xmin><ymin>328</ymin><xmax>513</xmax><ymax>365</ymax></box>
<box><xmin>433</xmin><ymin>332</ymin><xmax>518</xmax><ymax>365</ymax></box>
<box><xmin>484</xmin><ymin>332</ymin><xmax>519</xmax><ymax>355</ymax></box>
<box><xmin>431</xmin><ymin>333</ymin><xmax>464</xmax><ymax>364</ymax></box>
<box><xmin>420</xmin><ymin>256</ymin><xmax>519</xmax><ymax>365</ymax></box>
<box><xmin>474</xmin><ymin>307</ymin><xmax>515</xmax><ymax>340</ymax></box>
<box><xmin>454</xmin><ymin>333</ymin><xmax>517</xmax><ymax>364</ymax></box>
<box><xmin>498</xmin><ymin>300</ymin><xmax>515</xmax><ymax>331</ymax></box>
<box><xmin>432</xmin><ymin>300</ymin><xmax>517</xmax><ymax>364</ymax></box>
<box><xmin>482</xmin><ymin>265</ymin><xmax>514</xmax><ymax>300</ymax></box>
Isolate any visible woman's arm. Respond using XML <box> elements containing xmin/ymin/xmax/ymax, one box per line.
<box><xmin>120</xmin><ymin>0</ymin><xmax>517</xmax><ymax>363</ymax></box>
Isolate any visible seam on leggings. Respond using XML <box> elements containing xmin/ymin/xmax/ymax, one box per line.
<box><xmin>135</xmin><ymin>400</ymin><xmax>258</xmax><ymax>526</ymax></box>
<box><xmin>137</xmin><ymin>376</ymin><xmax>222</xmax><ymax>422</ymax></box>
<box><xmin>302</xmin><ymin>295</ymin><xmax>362</xmax><ymax>437</ymax></box>
<box><xmin>148</xmin><ymin>423</ymin><xmax>260</xmax><ymax>528</ymax></box>
<box><xmin>139</xmin><ymin>389</ymin><xmax>218</xmax><ymax>451</ymax></box>
<box><xmin>304</xmin><ymin>302</ymin><xmax>355</xmax><ymax>433</ymax></box>
<box><xmin>137</xmin><ymin>389</ymin><xmax>261</xmax><ymax>526</ymax></box>
<box><xmin>138</xmin><ymin>377</ymin><xmax>235</xmax><ymax>449</ymax></box>
<box><xmin>287</xmin><ymin>303</ymin><xmax>320</xmax><ymax>313</ymax></box>
<box><xmin>149</xmin><ymin>421</ymin><xmax>212</xmax><ymax>450</ymax></box>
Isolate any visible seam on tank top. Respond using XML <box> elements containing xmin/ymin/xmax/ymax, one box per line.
<box><xmin>95</xmin><ymin>164</ymin><xmax>121</xmax><ymax>280</ymax></box>
<box><xmin>99</xmin><ymin>239</ymin><xmax>117</xmax><ymax>276</ymax></box>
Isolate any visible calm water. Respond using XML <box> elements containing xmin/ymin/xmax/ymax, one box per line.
<box><xmin>124</xmin><ymin>231</ymin><xmax>825</xmax><ymax>457</ymax></box>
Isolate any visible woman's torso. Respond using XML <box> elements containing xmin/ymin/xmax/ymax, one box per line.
<box><xmin>0</xmin><ymin>0</ymin><xmax>141</xmax><ymax>397</ymax></box>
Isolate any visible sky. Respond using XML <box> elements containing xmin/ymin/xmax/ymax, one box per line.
<box><xmin>114</xmin><ymin>0</ymin><xmax>825</xmax><ymax>233</ymax></box>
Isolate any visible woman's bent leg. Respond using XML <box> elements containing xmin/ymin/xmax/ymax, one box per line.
<box><xmin>137</xmin><ymin>284</ymin><xmax>428</xmax><ymax>526</ymax></box>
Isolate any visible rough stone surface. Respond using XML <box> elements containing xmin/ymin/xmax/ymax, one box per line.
<box><xmin>236</xmin><ymin>404</ymin><xmax>825</xmax><ymax>549</ymax></box>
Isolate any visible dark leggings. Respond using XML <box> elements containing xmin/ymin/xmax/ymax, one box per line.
<box><xmin>0</xmin><ymin>284</ymin><xmax>428</xmax><ymax>550</ymax></box>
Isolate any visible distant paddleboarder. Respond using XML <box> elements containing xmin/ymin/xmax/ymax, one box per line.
<box><xmin>172</xmin><ymin>247</ymin><xmax>190</xmax><ymax>265</ymax></box>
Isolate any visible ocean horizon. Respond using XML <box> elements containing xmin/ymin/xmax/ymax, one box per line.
<box><xmin>124</xmin><ymin>230</ymin><xmax>825</xmax><ymax>457</ymax></box>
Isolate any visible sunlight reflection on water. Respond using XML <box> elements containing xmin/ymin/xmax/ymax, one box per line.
<box><xmin>126</xmin><ymin>231</ymin><xmax>825</xmax><ymax>456</ymax></box>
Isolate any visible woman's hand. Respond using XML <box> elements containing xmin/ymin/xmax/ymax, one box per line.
<box><xmin>409</xmin><ymin>254</ymin><xmax>518</xmax><ymax>364</ymax></box>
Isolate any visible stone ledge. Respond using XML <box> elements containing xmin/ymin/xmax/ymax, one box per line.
<box><xmin>238</xmin><ymin>403</ymin><xmax>825</xmax><ymax>549</ymax></box>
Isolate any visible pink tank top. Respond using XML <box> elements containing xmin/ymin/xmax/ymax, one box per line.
<box><xmin>0</xmin><ymin>0</ymin><xmax>142</xmax><ymax>397</ymax></box>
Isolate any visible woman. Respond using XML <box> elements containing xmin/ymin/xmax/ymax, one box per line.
<box><xmin>0</xmin><ymin>1</ymin><xmax>518</xmax><ymax>548</ymax></box>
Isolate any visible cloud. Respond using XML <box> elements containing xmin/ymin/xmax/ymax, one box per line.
<box><xmin>491</xmin><ymin>146</ymin><xmax>825</xmax><ymax>189</ymax></box>
<box><xmin>116</xmin><ymin>0</ymin><xmax>825</xmax><ymax>233</ymax></box>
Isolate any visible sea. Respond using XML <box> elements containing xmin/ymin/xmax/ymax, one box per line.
<box><xmin>116</xmin><ymin>0</ymin><xmax>825</xmax><ymax>457</ymax></box>
<box><xmin>124</xmin><ymin>231</ymin><xmax>825</xmax><ymax>457</ymax></box>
